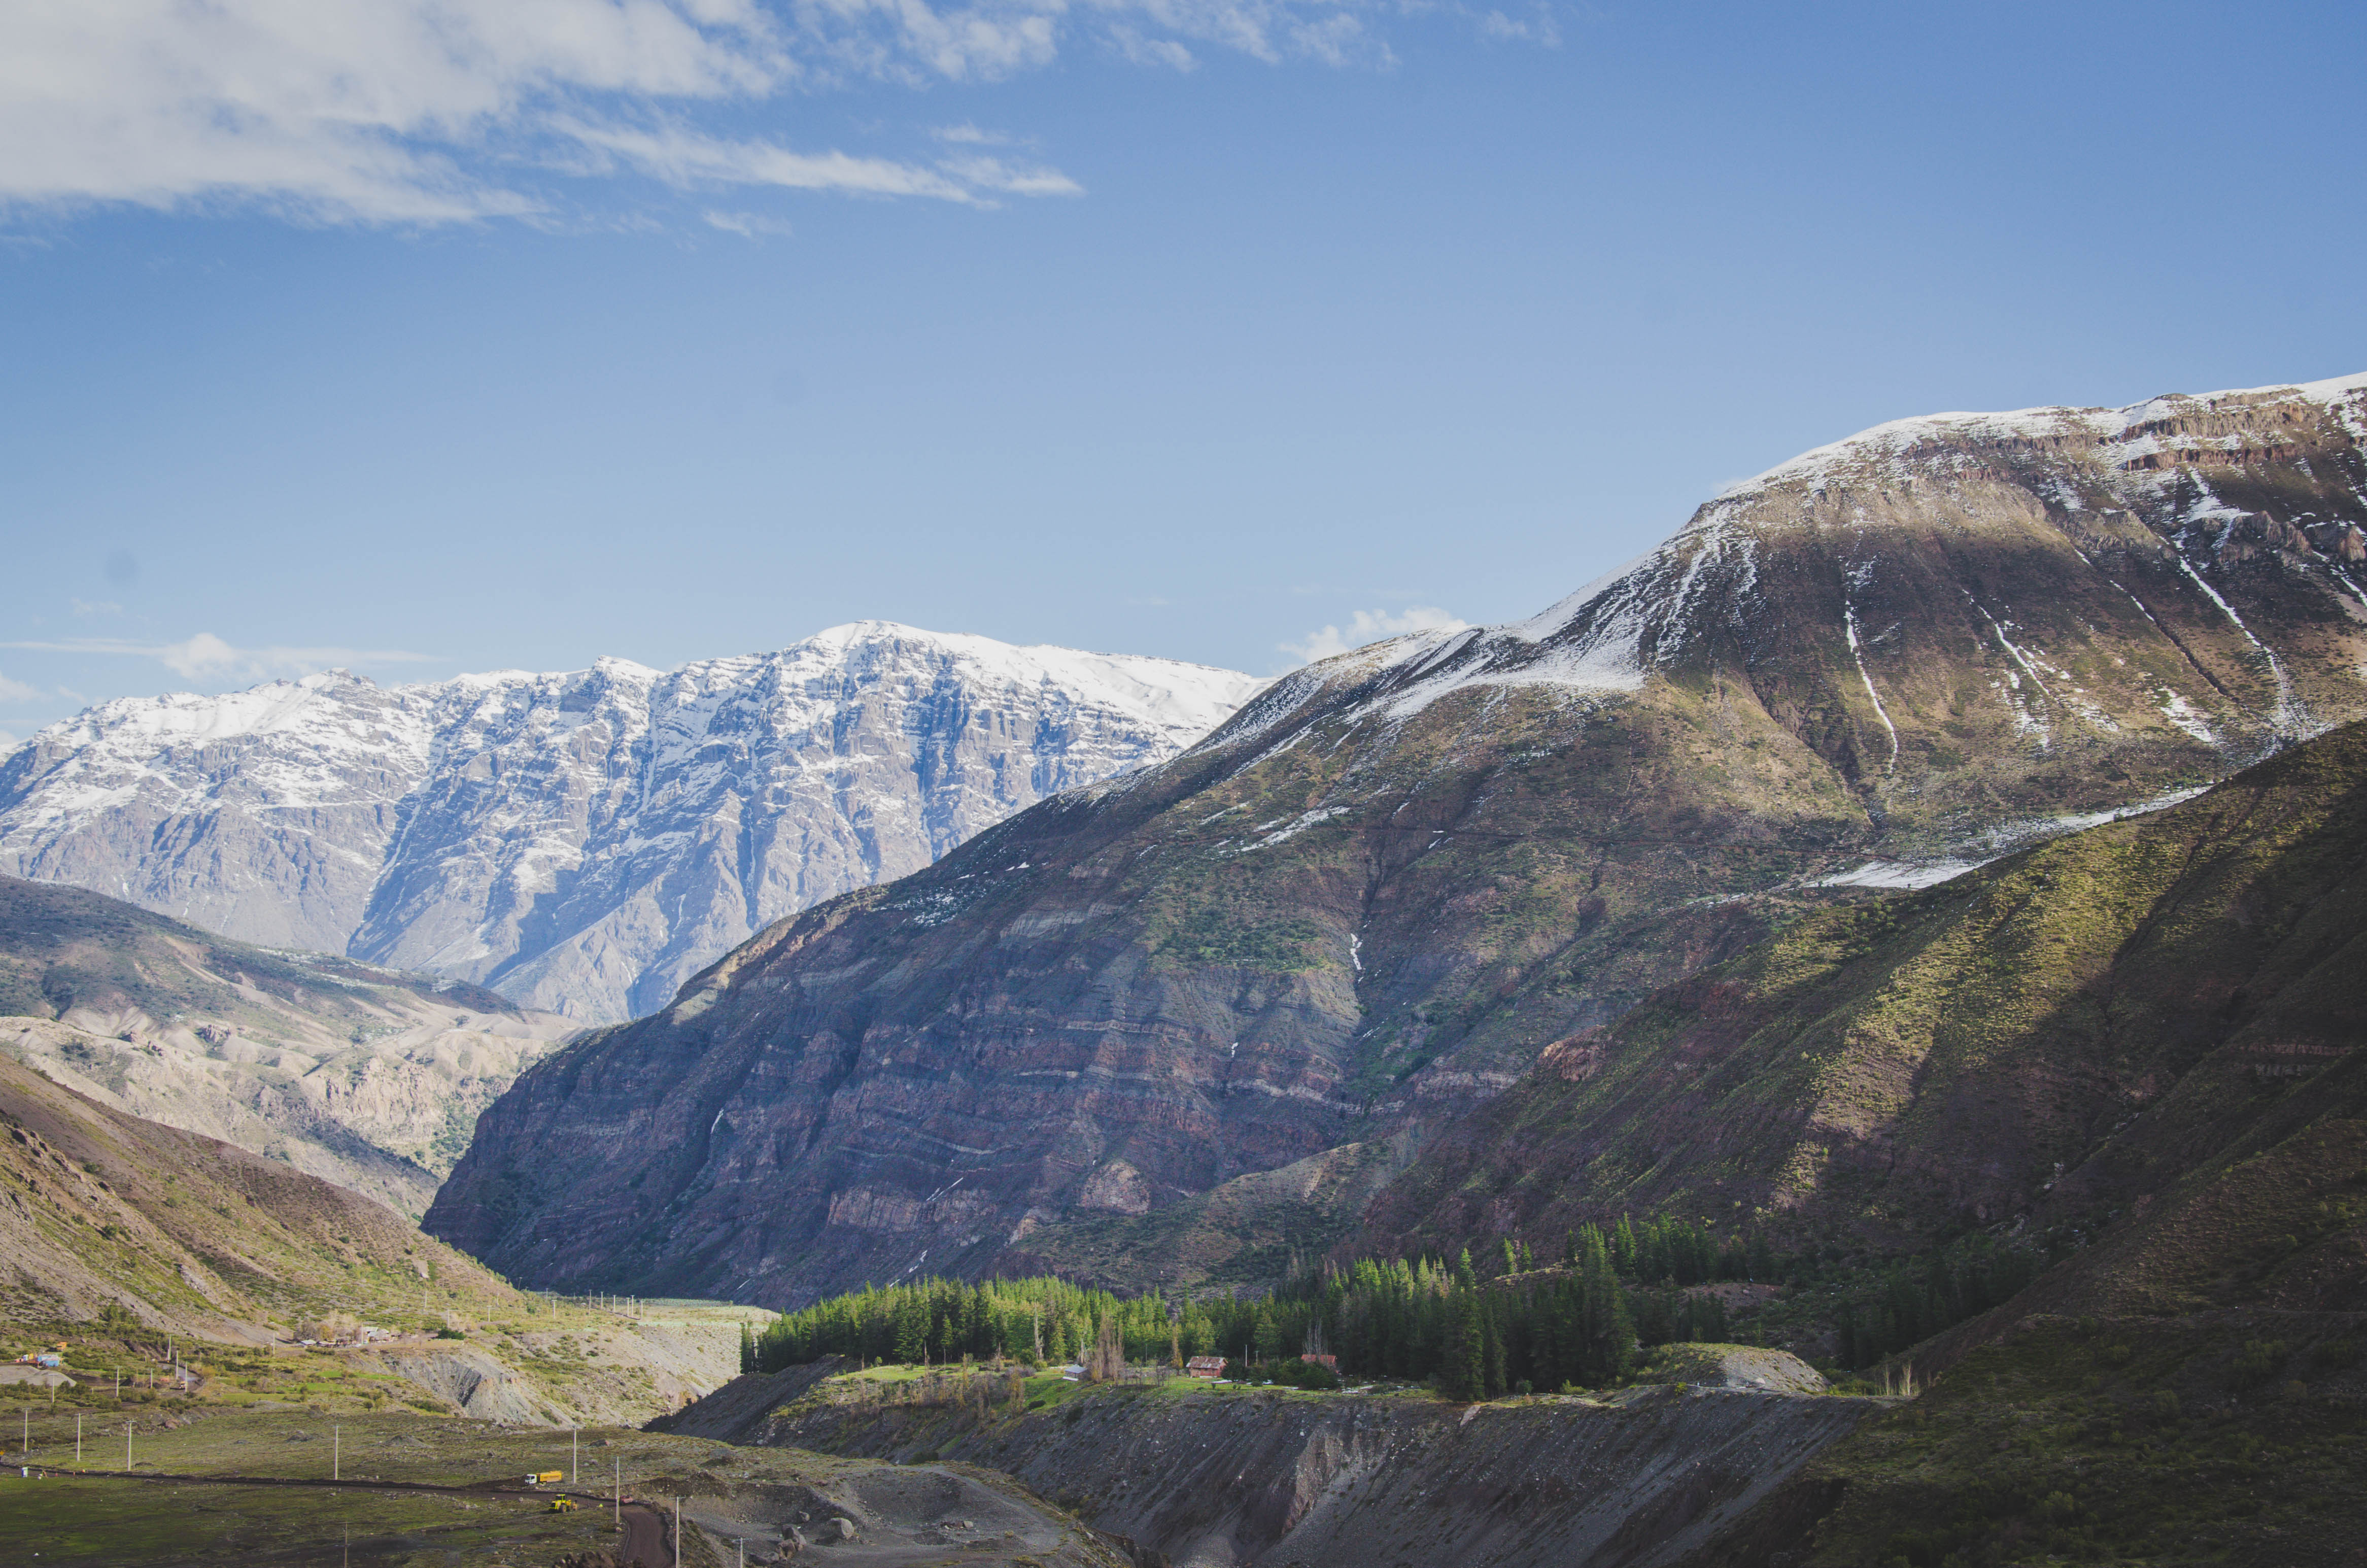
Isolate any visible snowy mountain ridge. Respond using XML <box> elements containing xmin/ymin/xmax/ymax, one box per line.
<box><xmin>1207</xmin><ymin>372</ymin><xmax>2367</xmax><ymax>747</ymax></box>
<box><xmin>0</xmin><ymin>622</ymin><xmax>1260</xmax><ymax>1020</ymax></box>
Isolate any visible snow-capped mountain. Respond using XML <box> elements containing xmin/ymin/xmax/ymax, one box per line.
<box><xmin>426</xmin><ymin>371</ymin><xmax>2367</xmax><ymax>1308</ymax></box>
<box><xmin>0</xmin><ymin>624</ymin><xmax>1261</xmax><ymax>1020</ymax></box>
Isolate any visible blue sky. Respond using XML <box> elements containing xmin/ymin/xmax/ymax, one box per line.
<box><xmin>4</xmin><ymin>0</ymin><xmax>2363</xmax><ymax>744</ymax></box>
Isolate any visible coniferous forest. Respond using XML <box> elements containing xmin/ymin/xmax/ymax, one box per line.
<box><xmin>745</xmin><ymin>1213</ymin><xmax>2049</xmax><ymax>1395</ymax></box>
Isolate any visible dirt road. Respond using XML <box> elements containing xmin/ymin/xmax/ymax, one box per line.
<box><xmin>618</xmin><ymin>1498</ymin><xmax>670</xmax><ymax>1565</ymax></box>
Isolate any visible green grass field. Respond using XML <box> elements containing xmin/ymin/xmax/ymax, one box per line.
<box><xmin>0</xmin><ymin>1402</ymin><xmax>846</xmax><ymax>1567</ymax></box>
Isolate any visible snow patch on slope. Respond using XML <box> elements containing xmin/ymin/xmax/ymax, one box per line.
<box><xmin>1723</xmin><ymin>371</ymin><xmax>2367</xmax><ymax>499</ymax></box>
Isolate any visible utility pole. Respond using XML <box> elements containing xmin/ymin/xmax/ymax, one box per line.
<box><xmin>75</xmin><ymin>1414</ymin><xmax>81</xmax><ymax>1465</ymax></box>
<box><xmin>125</xmin><ymin>1421</ymin><xmax>132</xmax><ymax>1472</ymax></box>
<box><xmin>571</xmin><ymin>1425</ymin><xmax>578</xmax><ymax>1483</ymax></box>
<box><xmin>333</xmin><ymin>1424</ymin><xmax>339</xmax><ymax>1482</ymax></box>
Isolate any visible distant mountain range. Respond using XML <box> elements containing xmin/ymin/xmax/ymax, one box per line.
<box><xmin>0</xmin><ymin>623</ymin><xmax>1259</xmax><ymax>1021</ymax></box>
<box><xmin>427</xmin><ymin>371</ymin><xmax>2367</xmax><ymax>1307</ymax></box>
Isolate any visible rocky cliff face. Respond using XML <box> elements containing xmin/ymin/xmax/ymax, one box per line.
<box><xmin>430</xmin><ymin>373</ymin><xmax>2367</xmax><ymax>1307</ymax></box>
<box><xmin>0</xmin><ymin>624</ymin><xmax>1257</xmax><ymax>1021</ymax></box>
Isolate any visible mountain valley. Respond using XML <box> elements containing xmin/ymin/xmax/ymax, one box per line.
<box><xmin>7</xmin><ymin>373</ymin><xmax>2367</xmax><ymax>1568</ymax></box>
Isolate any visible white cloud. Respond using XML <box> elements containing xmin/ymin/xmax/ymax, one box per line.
<box><xmin>0</xmin><ymin>0</ymin><xmax>1468</xmax><ymax>225</ymax></box>
<box><xmin>1478</xmin><ymin>6</ymin><xmax>1561</xmax><ymax>46</ymax></box>
<box><xmin>1</xmin><ymin>634</ymin><xmax>436</xmax><ymax>683</ymax></box>
<box><xmin>0</xmin><ymin>729</ymin><xmax>20</xmax><ymax>756</ymax></box>
<box><xmin>934</xmin><ymin>154</ymin><xmax>1084</xmax><ymax>197</ymax></box>
<box><xmin>702</xmin><ymin>208</ymin><xmax>796</xmax><ymax>236</ymax></box>
<box><xmin>0</xmin><ymin>669</ymin><xmax>47</xmax><ymax>703</ymax></box>
<box><xmin>69</xmin><ymin>597</ymin><xmax>122</xmax><ymax>616</ymax></box>
<box><xmin>1281</xmin><ymin>605</ymin><xmax>1468</xmax><ymax>664</ymax></box>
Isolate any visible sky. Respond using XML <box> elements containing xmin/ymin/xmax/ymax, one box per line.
<box><xmin>3</xmin><ymin>0</ymin><xmax>2364</xmax><ymax>747</ymax></box>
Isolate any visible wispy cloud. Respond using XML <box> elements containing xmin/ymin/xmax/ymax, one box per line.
<box><xmin>1478</xmin><ymin>6</ymin><xmax>1562</xmax><ymax>46</ymax></box>
<box><xmin>0</xmin><ymin>669</ymin><xmax>47</xmax><ymax>703</ymax></box>
<box><xmin>1281</xmin><ymin>605</ymin><xmax>1468</xmax><ymax>665</ymax></box>
<box><xmin>2</xmin><ymin>634</ymin><xmax>435</xmax><ymax>683</ymax></box>
<box><xmin>559</xmin><ymin>119</ymin><xmax>1078</xmax><ymax>206</ymax></box>
<box><xmin>702</xmin><ymin>208</ymin><xmax>795</xmax><ymax>237</ymax></box>
<box><xmin>68</xmin><ymin>597</ymin><xmax>122</xmax><ymax>616</ymax></box>
<box><xmin>0</xmin><ymin>0</ymin><xmax>1480</xmax><ymax>226</ymax></box>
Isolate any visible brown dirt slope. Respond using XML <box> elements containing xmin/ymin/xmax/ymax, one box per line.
<box><xmin>0</xmin><ymin>874</ymin><xmax>575</xmax><ymax>1216</ymax></box>
<box><xmin>0</xmin><ymin>1050</ymin><xmax>520</xmax><ymax>1339</ymax></box>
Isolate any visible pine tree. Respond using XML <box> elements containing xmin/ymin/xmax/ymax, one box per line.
<box><xmin>1482</xmin><ymin>1299</ymin><xmax>1507</xmax><ymax>1398</ymax></box>
<box><xmin>1446</xmin><ymin>1292</ymin><xmax>1485</xmax><ymax>1401</ymax></box>
<box><xmin>895</xmin><ymin>1296</ymin><xmax>928</xmax><ymax>1364</ymax></box>
<box><xmin>739</xmin><ymin>1320</ymin><xmax>756</xmax><ymax>1375</ymax></box>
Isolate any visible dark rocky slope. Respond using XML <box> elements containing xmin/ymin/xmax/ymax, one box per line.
<box><xmin>1352</xmin><ymin>717</ymin><xmax>2367</xmax><ymax>1261</ymax></box>
<box><xmin>710</xmin><ymin>1373</ymin><xmax>1877</xmax><ymax>1568</ymax></box>
<box><xmin>431</xmin><ymin>374</ymin><xmax>2367</xmax><ymax>1306</ymax></box>
<box><xmin>1712</xmin><ymin>989</ymin><xmax>2367</xmax><ymax>1567</ymax></box>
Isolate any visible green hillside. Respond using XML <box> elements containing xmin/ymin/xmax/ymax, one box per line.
<box><xmin>1358</xmin><ymin>719</ymin><xmax>2367</xmax><ymax>1265</ymax></box>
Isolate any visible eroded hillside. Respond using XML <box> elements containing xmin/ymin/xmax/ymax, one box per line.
<box><xmin>0</xmin><ymin>874</ymin><xmax>574</xmax><ymax>1217</ymax></box>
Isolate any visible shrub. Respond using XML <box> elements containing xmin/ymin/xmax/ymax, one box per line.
<box><xmin>2231</xmin><ymin>1339</ymin><xmax>2287</xmax><ymax>1385</ymax></box>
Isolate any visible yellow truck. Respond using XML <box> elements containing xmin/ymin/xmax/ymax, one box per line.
<box><xmin>525</xmin><ymin>1471</ymin><xmax>565</xmax><ymax>1485</ymax></box>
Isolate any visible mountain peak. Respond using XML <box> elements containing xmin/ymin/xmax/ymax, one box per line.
<box><xmin>1</xmin><ymin>624</ymin><xmax>1260</xmax><ymax>1020</ymax></box>
<box><xmin>1722</xmin><ymin>369</ymin><xmax>2367</xmax><ymax>500</ymax></box>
